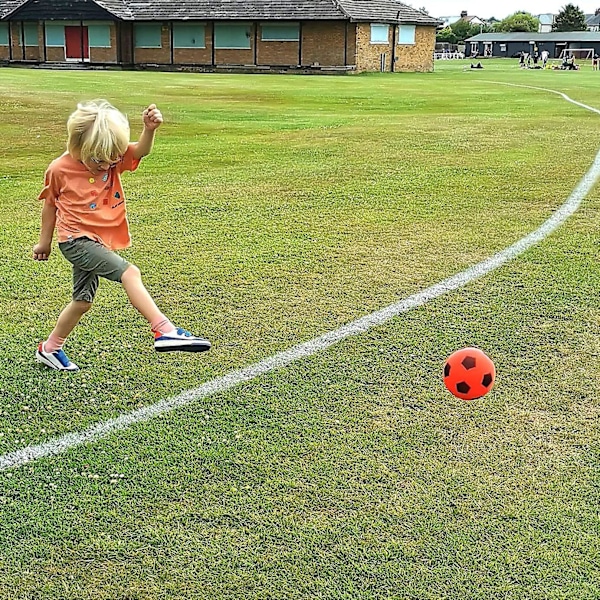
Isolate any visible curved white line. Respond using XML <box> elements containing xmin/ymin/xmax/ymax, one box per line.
<box><xmin>3</xmin><ymin>85</ymin><xmax>600</xmax><ymax>471</ymax></box>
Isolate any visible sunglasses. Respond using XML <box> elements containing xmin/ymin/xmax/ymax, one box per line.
<box><xmin>90</xmin><ymin>156</ymin><xmax>121</xmax><ymax>166</ymax></box>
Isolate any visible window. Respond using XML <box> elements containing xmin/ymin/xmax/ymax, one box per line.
<box><xmin>499</xmin><ymin>44</ymin><xmax>507</xmax><ymax>52</ymax></box>
<box><xmin>134</xmin><ymin>23</ymin><xmax>162</xmax><ymax>48</ymax></box>
<box><xmin>45</xmin><ymin>23</ymin><xmax>64</xmax><ymax>46</ymax></box>
<box><xmin>88</xmin><ymin>24</ymin><xmax>110</xmax><ymax>47</ymax></box>
<box><xmin>214</xmin><ymin>23</ymin><xmax>251</xmax><ymax>49</ymax></box>
<box><xmin>173</xmin><ymin>23</ymin><xmax>206</xmax><ymax>48</ymax></box>
<box><xmin>261</xmin><ymin>23</ymin><xmax>299</xmax><ymax>42</ymax></box>
<box><xmin>370</xmin><ymin>24</ymin><xmax>389</xmax><ymax>44</ymax></box>
<box><xmin>24</xmin><ymin>22</ymin><xmax>38</xmax><ymax>46</ymax></box>
<box><xmin>0</xmin><ymin>23</ymin><xmax>8</xmax><ymax>46</ymax></box>
<box><xmin>398</xmin><ymin>25</ymin><xmax>415</xmax><ymax>45</ymax></box>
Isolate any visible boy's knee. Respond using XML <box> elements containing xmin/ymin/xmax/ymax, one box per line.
<box><xmin>74</xmin><ymin>300</ymin><xmax>93</xmax><ymax>313</ymax></box>
<box><xmin>122</xmin><ymin>264</ymin><xmax>141</xmax><ymax>281</ymax></box>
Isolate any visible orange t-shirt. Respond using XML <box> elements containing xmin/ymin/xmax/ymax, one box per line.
<box><xmin>38</xmin><ymin>144</ymin><xmax>141</xmax><ymax>250</ymax></box>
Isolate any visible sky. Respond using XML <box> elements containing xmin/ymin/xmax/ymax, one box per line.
<box><xmin>416</xmin><ymin>1</ymin><xmax>599</xmax><ymax>19</ymax></box>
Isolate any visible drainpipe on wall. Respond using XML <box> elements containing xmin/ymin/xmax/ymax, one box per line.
<box><xmin>391</xmin><ymin>10</ymin><xmax>401</xmax><ymax>72</ymax></box>
<box><xmin>391</xmin><ymin>24</ymin><xmax>397</xmax><ymax>71</ymax></box>
<box><xmin>253</xmin><ymin>22</ymin><xmax>258</xmax><ymax>65</ymax></box>
<box><xmin>343</xmin><ymin>20</ymin><xmax>348</xmax><ymax>65</ymax></box>
<box><xmin>80</xmin><ymin>20</ymin><xmax>84</xmax><ymax>64</ymax></box>
<box><xmin>20</xmin><ymin>21</ymin><xmax>25</xmax><ymax>60</ymax></box>
<box><xmin>169</xmin><ymin>21</ymin><xmax>174</xmax><ymax>65</ymax></box>
<box><xmin>42</xmin><ymin>20</ymin><xmax>47</xmax><ymax>62</ymax></box>
<box><xmin>211</xmin><ymin>21</ymin><xmax>215</xmax><ymax>66</ymax></box>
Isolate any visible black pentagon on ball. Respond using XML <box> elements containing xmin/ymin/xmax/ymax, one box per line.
<box><xmin>482</xmin><ymin>373</ymin><xmax>493</xmax><ymax>387</ymax></box>
<box><xmin>456</xmin><ymin>381</ymin><xmax>470</xmax><ymax>394</ymax></box>
<box><xmin>461</xmin><ymin>356</ymin><xmax>477</xmax><ymax>370</ymax></box>
<box><xmin>444</xmin><ymin>363</ymin><xmax>451</xmax><ymax>377</ymax></box>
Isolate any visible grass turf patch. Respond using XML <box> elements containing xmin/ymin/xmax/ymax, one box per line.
<box><xmin>0</xmin><ymin>60</ymin><xmax>599</xmax><ymax>598</ymax></box>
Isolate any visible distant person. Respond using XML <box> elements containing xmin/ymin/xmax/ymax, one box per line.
<box><xmin>33</xmin><ymin>100</ymin><xmax>211</xmax><ymax>371</ymax></box>
<box><xmin>541</xmin><ymin>49</ymin><xmax>549</xmax><ymax>68</ymax></box>
<box><xmin>593</xmin><ymin>53</ymin><xmax>599</xmax><ymax>71</ymax></box>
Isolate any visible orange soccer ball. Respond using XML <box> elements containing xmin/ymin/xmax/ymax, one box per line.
<box><xmin>443</xmin><ymin>347</ymin><xmax>496</xmax><ymax>401</ymax></box>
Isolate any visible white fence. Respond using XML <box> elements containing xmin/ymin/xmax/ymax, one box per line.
<box><xmin>434</xmin><ymin>52</ymin><xmax>465</xmax><ymax>60</ymax></box>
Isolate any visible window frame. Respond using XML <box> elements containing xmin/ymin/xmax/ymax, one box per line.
<box><xmin>23</xmin><ymin>22</ymin><xmax>39</xmax><ymax>46</ymax></box>
<box><xmin>173</xmin><ymin>22</ymin><xmax>206</xmax><ymax>49</ymax></box>
<box><xmin>88</xmin><ymin>23</ymin><xmax>111</xmax><ymax>48</ymax></box>
<box><xmin>214</xmin><ymin>23</ymin><xmax>252</xmax><ymax>49</ymax></box>
<box><xmin>134</xmin><ymin>23</ymin><xmax>162</xmax><ymax>49</ymax></box>
<box><xmin>397</xmin><ymin>24</ymin><xmax>416</xmax><ymax>45</ymax></box>
<box><xmin>0</xmin><ymin>22</ymin><xmax>9</xmax><ymax>46</ymax></box>
<box><xmin>370</xmin><ymin>23</ymin><xmax>389</xmax><ymax>44</ymax></box>
<box><xmin>44</xmin><ymin>23</ymin><xmax>64</xmax><ymax>47</ymax></box>
<box><xmin>260</xmin><ymin>22</ymin><xmax>299</xmax><ymax>42</ymax></box>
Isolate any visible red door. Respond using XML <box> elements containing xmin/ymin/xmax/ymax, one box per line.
<box><xmin>65</xmin><ymin>26</ymin><xmax>89</xmax><ymax>60</ymax></box>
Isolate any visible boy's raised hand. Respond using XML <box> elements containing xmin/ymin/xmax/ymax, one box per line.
<box><xmin>142</xmin><ymin>104</ymin><xmax>163</xmax><ymax>130</ymax></box>
<box><xmin>33</xmin><ymin>242</ymin><xmax>51</xmax><ymax>261</ymax></box>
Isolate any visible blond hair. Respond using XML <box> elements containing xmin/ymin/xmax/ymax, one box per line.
<box><xmin>67</xmin><ymin>99</ymin><xmax>130</xmax><ymax>164</ymax></box>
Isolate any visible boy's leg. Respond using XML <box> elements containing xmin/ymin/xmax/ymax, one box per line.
<box><xmin>46</xmin><ymin>300</ymin><xmax>93</xmax><ymax>348</ymax></box>
<box><xmin>120</xmin><ymin>265</ymin><xmax>171</xmax><ymax>329</ymax></box>
<box><xmin>37</xmin><ymin>257</ymin><xmax>99</xmax><ymax>371</ymax></box>
<box><xmin>36</xmin><ymin>300</ymin><xmax>92</xmax><ymax>371</ymax></box>
<box><xmin>121</xmin><ymin>264</ymin><xmax>211</xmax><ymax>353</ymax></box>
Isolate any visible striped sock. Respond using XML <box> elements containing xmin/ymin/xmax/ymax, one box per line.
<box><xmin>151</xmin><ymin>315</ymin><xmax>175</xmax><ymax>335</ymax></box>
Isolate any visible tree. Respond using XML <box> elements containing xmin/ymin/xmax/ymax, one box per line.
<box><xmin>494</xmin><ymin>11</ymin><xmax>539</xmax><ymax>32</ymax></box>
<box><xmin>436</xmin><ymin>18</ymin><xmax>493</xmax><ymax>45</ymax></box>
<box><xmin>436</xmin><ymin>26</ymin><xmax>457</xmax><ymax>45</ymax></box>
<box><xmin>451</xmin><ymin>19</ymin><xmax>475</xmax><ymax>41</ymax></box>
<box><xmin>451</xmin><ymin>19</ymin><xmax>484</xmax><ymax>41</ymax></box>
<box><xmin>553</xmin><ymin>3</ymin><xmax>587</xmax><ymax>31</ymax></box>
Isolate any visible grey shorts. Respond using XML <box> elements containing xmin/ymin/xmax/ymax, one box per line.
<box><xmin>59</xmin><ymin>237</ymin><xmax>130</xmax><ymax>302</ymax></box>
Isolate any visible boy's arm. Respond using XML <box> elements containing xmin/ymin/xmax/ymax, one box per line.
<box><xmin>33</xmin><ymin>201</ymin><xmax>57</xmax><ymax>260</ymax></box>
<box><xmin>132</xmin><ymin>104</ymin><xmax>163</xmax><ymax>159</ymax></box>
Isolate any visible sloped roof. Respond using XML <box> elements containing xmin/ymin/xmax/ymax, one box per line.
<box><xmin>336</xmin><ymin>0</ymin><xmax>439</xmax><ymax>25</ymax></box>
<box><xmin>0</xmin><ymin>0</ymin><xmax>24</xmax><ymax>18</ymax></box>
<box><xmin>467</xmin><ymin>31</ymin><xmax>600</xmax><ymax>42</ymax></box>
<box><xmin>439</xmin><ymin>15</ymin><xmax>461</xmax><ymax>26</ymax></box>
<box><xmin>586</xmin><ymin>14</ymin><xmax>600</xmax><ymax>26</ymax></box>
<box><xmin>127</xmin><ymin>0</ymin><xmax>344</xmax><ymax>21</ymax></box>
<box><xmin>0</xmin><ymin>0</ymin><xmax>440</xmax><ymax>23</ymax></box>
<box><xmin>96</xmin><ymin>0</ymin><xmax>133</xmax><ymax>19</ymax></box>
<box><xmin>4</xmin><ymin>0</ymin><xmax>131</xmax><ymax>21</ymax></box>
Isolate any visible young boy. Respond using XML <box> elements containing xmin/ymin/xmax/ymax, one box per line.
<box><xmin>33</xmin><ymin>99</ymin><xmax>211</xmax><ymax>371</ymax></box>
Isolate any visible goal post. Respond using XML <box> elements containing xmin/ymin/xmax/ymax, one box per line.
<box><xmin>559</xmin><ymin>48</ymin><xmax>594</xmax><ymax>60</ymax></box>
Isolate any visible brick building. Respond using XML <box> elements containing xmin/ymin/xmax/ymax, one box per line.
<box><xmin>0</xmin><ymin>0</ymin><xmax>440</xmax><ymax>73</ymax></box>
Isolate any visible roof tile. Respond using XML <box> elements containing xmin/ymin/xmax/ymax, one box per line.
<box><xmin>0</xmin><ymin>0</ymin><xmax>440</xmax><ymax>24</ymax></box>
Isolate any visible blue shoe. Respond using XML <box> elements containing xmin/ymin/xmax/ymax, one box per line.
<box><xmin>36</xmin><ymin>343</ymin><xmax>79</xmax><ymax>372</ymax></box>
<box><xmin>154</xmin><ymin>327</ymin><xmax>211</xmax><ymax>353</ymax></box>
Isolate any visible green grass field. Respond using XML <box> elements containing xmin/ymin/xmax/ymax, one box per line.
<box><xmin>0</xmin><ymin>58</ymin><xmax>599</xmax><ymax>599</ymax></box>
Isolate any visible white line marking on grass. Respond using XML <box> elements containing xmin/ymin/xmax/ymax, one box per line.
<box><xmin>486</xmin><ymin>81</ymin><xmax>600</xmax><ymax>117</ymax></box>
<box><xmin>3</xmin><ymin>85</ymin><xmax>600</xmax><ymax>472</ymax></box>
